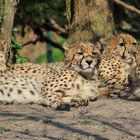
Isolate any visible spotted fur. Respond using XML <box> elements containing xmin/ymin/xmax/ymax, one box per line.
<box><xmin>0</xmin><ymin>42</ymin><xmax>101</xmax><ymax>110</ymax></box>
<box><xmin>98</xmin><ymin>33</ymin><xmax>138</xmax><ymax>98</ymax></box>
<box><xmin>129</xmin><ymin>46</ymin><xmax>140</xmax><ymax>98</ymax></box>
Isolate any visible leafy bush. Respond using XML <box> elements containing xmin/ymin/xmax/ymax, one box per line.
<box><xmin>11</xmin><ymin>28</ymin><xmax>30</xmax><ymax>64</ymax></box>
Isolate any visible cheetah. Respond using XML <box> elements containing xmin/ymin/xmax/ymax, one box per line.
<box><xmin>8</xmin><ymin>42</ymin><xmax>101</xmax><ymax>80</ymax></box>
<box><xmin>0</xmin><ymin>42</ymin><xmax>101</xmax><ymax>110</ymax></box>
<box><xmin>98</xmin><ymin>33</ymin><xmax>138</xmax><ymax>98</ymax></box>
<box><xmin>129</xmin><ymin>46</ymin><xmax>140</xmax><ymax>98</ymax></box>
<box><xmin>62</xmin><ymin>34</ymin><xmax>138</xmax><ymax>98</ymax></box>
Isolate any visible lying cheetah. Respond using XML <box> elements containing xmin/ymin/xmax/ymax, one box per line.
<box><xmin>8</xmin><ymin>42</ymin><xmax>101</xmax><ymax>80</ymax></box>
<box><xmin>129</xmin><ymin>46</ymin><xmax>140</xmax><ymax>98</ymax></box>
<box><xmin>0</xmin><ymin>42</ymin><xmax>101</xmax><ymax>110</ymax></box>
<box><xmin>62</xmin><ymin>34</ymin><xmax>138</xmax><ymax>98</ymax></box>
<box><xmin>98</xmin><ymin>33</ymin><xmax>138</xmax><ymax>98</ymax></box>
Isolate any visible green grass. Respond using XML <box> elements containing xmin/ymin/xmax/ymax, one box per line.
<box><xmin>52</xmin><ymin>48</ymin><xmax>64</xmax><ymax>62</ymax></box>
<box><xmin>35</xmin><ymin>48</ymin><xmax>64</xmax><ymax>63</ymax></box>
<box><xmin>0</xmin><ymin>125</ymin><xmax>6</xmax><ymax>133</ymax></box>
<box><xmin>83</xmin><ymin>117</ymin><xmax>92</xmax><ymax>125</ymax></box>
<box><xmin>100</xmin><ymin>124</ymin><xmax>109</xmax><ymax>132</ymax></box>
<box><xmin>34</xmin><ymin>54</ymin><xmax>47</xmax><ymax>64</ymax></box>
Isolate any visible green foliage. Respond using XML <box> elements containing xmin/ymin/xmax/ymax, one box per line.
<box><xmin>34</xmin><ymin>48</ymin><xmax>64</xmax><ymax>64</ymax></box>
<box><xmin>15</xmin><ymin>0</ymin><xmax>66</xmax><ymax>27</ymax></box>
<box><xmin>11</xmin><ymin>35</ymin><xmax>21</xmax><ymax>50</ymax></box>
<box><xmin>52</xmin><ymin>48</ymin><xmax>64</xmax><ymax>62</ymax></box>
<box><xmin>14</xmin><ymin>1</ymin><xmax>66</xmax><ymax>63</ymax></box>
<box><xmin>11</xmin><ymin>28</ymin><xmax>30</xmax><ymax>64</ymax></box>
<box><xmin>35</xmin><ymin>54</ymin><xmax>47</xmax><ymax>64</ymax></box>
<box><xmin>11</xmin><ymin>29</ymin><xmax>64</xmax><ymax>64</ymax></box>
<box><xmin>15</xmin><ymin>54</ymin><xmax>30</xmax><ymax>64</ymax></box>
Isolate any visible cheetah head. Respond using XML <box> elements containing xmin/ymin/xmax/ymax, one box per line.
<box><xmin>63</xmin><ymin>42</ymin><xmax>101</xmax><ymax>79</ymax></box>
<box><xmin>100</xmin><ymin>33</ymin><xmax>138</xmax><ymax>65</ymax></box>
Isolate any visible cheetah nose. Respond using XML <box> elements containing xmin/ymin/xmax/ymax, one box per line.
<box><xmin>86</xmin><ymin>60</ymin><xmax>93</xmax><ymax>65</ymax></box>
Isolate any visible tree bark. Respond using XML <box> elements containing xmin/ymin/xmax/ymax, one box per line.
<box><xmin>0</xmin><ymin>0</ymin><xmax>19</xmax><ymax>61</ymax></box>
<box><xmin>66</xmin><ymin>0</ymin><xmax>114</xmax><ymax>43</ymax></box>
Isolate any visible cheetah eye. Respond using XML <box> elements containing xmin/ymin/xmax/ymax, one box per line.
<box><xmin>77</xmin><ymin>52</ymin><xmax>83</xmax><ymax>55</ymax></box>
<box><xmin>133</xmin><ymin>51</ymin><xmax>137</xmax><ymax>56</ymax></box>
<box><xmin>119</xmin><ymin>42</ymin><xmax>125</xmax><ymax>47</ymax></box>
<box><xmin>132</xmin><ymin>42</ymin><xmax>137</xmax><ymax>45</ymax></box>
<box><xmin>92</xmin><ymin>52</ymin><xmax>98</xmax><ymax>55</ymax></box>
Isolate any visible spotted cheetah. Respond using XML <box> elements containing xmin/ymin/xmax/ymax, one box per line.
<box><xmin>98</xmin><ymin>33</ymin><xmax>138</xmax><ymax>98</ymax></box>
<box><xmin>129</xmin><ymin>46</ymin><xmax>140</xmax><ymax>98</ymax></box>
<box><xmin>62</xmin><ymin>34</ymin><xmax>138</xmax><ymax>98</ymax></box>
<box><xmin>8</xmin><ymin>42</ymin><xmax>101</xmax><ymax>80</ymax></box>
<box><xmin>0</xmin><ymin>42</ymin><xmax>101</xmax><ymax>110</ymax></box>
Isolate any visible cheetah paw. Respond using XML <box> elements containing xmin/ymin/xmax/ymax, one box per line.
<box><xmin>71</xmin><ymin>97</ymin><xmax>89</xmax><ymax>108</ymax></box>
<box><xmin>56</xmin><ymin>103</ymin><xmax>71</xmax><ymax>111</ymax></box>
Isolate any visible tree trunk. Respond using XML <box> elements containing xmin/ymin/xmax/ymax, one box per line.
<box><xmin>0</xmin><ymin>0</ymin><xmax>19</xmax><ymax>61</ymax></box>
<box><xmin>66</xmin><ymin>0</ymin><xmax>114</xmax><ymax>43</ymax></box>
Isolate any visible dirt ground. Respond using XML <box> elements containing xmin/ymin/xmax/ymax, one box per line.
<box><xmin>0</xmin><ymin>97</ymin><xmax>139</xmax><ymax>140</ymax></box>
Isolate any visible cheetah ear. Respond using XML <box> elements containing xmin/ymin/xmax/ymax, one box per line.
<box><xmin>99</xmin><ymin>37</ymin><xmax>108</xmax><ymax>52</ymax></box>
<box><xmin>95</xmin><ymin>42</ymin><xmax>104</xmax><ymax>53</ymax></box>
<box><xmin>63</xmin><ymin>42</ymin><xmax>70</xmax><ymax>51</ymax></box>
<box><xmin>99</xmin><ymin>37</ymin><xmax>109</xmax><ymax>45</ymax></box>
<box><xmin>63</xmin><ymin>42</ymin><xmax>71</xmax><ymax>67</ymax></box>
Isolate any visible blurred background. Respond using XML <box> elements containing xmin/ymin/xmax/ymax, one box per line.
<box><xmin>12</xmin><ymin>0</ymin><xmax>140</xmax><ymax>63</ymax></box>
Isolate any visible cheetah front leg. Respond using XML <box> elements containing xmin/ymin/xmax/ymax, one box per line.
<box><xmin>63</xmin><ymin>82</ymin><xmax>98</xmax><ymax>108</ymax></box>
<box><xmin>98</xmin><ymin>85</ymin><xmax>131</xmax><ymax>99</ymax></box>
<box><xmin>40</xmin><ymin>90</ymin><xmax>71</xmax><ymax>111</ymax></box>
<box><xmin>70</xmin><ymin>96</ymin><xmax>89</xmax><ymax>108</ymax></box>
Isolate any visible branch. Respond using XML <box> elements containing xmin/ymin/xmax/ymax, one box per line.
<box><xmin>45</xmin><ymin>37</ymin><xmax>64</xmax><ymax>51</ymax></box>
<box><xmin>22</xmin><ymin>36</ymin><xmax>64</xmax><ymax>51</ymax></box>
<box><xmin>116</xmin><ymin>28</ymin><xmax>140</xmax><ymax>39</ymax></box>
<box><xmin>21</xmin><ymin>19</ymin><xmax>68</xmax><ymax>39</ymax></box>
<box><xmin>21</xmin><ymin>37</ymin><xmax>42</xmax><ymax>47</ymax></box>
<box><xmin>21</xmin><ymin>21</ymin><xmax>65</xmax><ymax>51</ymax></box>
<box><xmin>114</xmin><ymin>0</ymin><xmax>140</xmax><ymax>15</ymax></box>
<box><xmin>43</xmin><ymin>19</ymin><xmax>68</xmax><ymax>38</ymax></box>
